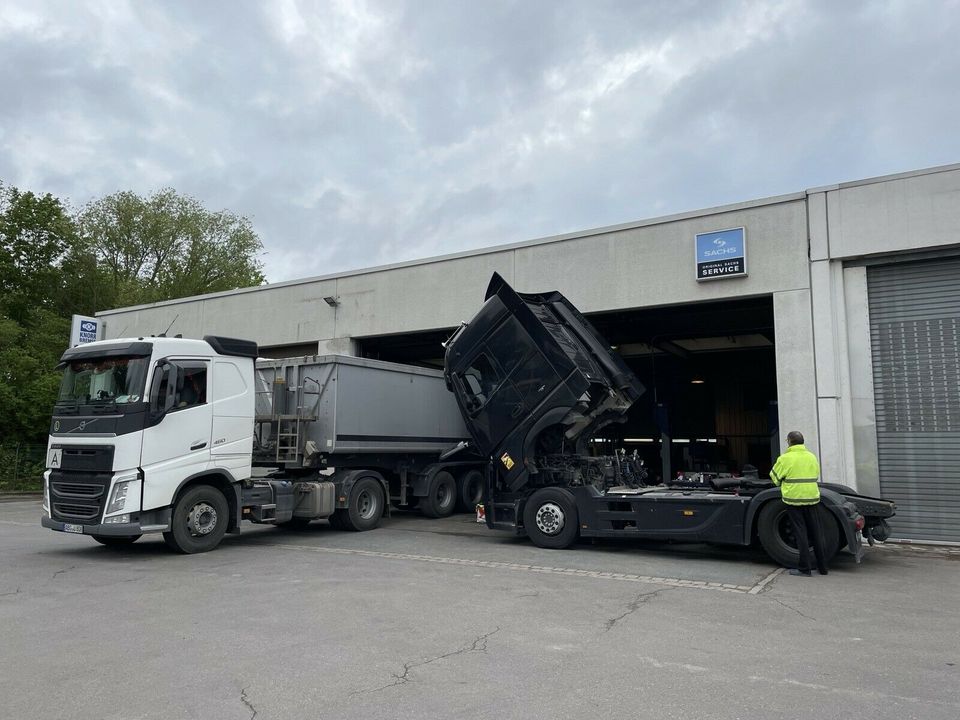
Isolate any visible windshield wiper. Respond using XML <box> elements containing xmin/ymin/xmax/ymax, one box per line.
<box><xmin>53</xmin><ymin>399</ymin><xmax>79</xmax><ymax>414</ymax></box>
<box><xmin>90</xmin><ymin>398</ymin><xmax>118</xmax><ymax>414</ymax></box>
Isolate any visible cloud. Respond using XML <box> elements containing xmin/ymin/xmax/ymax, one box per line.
<box><xmin>1</xmin><ymin>0</ymin><xmax>958</xmax><ymax>288</ymax></box>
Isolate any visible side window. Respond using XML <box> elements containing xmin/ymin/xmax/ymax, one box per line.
<box><xmin>172</xmin><ymin>362</ymin><xmax>208</xmax><ymax>410</ymax></box>
<box><xmin>459</xmin><ymin>353</ymin><xmax>501</xmax><ymax>412</ymax></box>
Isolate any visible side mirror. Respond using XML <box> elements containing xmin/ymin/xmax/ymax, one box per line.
<box><xmin>149</xmin><ymin>362</ymin><xmax>174</xmax><ymax>421</ymax></box>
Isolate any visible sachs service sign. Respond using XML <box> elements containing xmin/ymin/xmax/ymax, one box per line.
<box><xmin>695</xmin><ymin>227</ymin><xmax>747</xmax><ymax>281</ymax></box>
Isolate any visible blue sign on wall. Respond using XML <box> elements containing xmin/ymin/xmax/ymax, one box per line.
<box><xmin>695</xmin><ymin>227</ymin><xmax>747</xmax><ymax>281</ymax></box>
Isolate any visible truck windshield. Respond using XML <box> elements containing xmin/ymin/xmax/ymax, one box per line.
<box><xmin>56</xmin><ymin>357</ymin><xmax>150</xmax><ymax>407</ymax></box>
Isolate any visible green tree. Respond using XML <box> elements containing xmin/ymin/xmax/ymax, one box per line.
<box><xmin>70</xmin><ymin>188</ymin><xmax>265</xmax><ymax>310</ymax></box>
<box><xmin>0</xmin><ymin>184</ymin><xmax>78</xmax><ymax>448</ymax></box>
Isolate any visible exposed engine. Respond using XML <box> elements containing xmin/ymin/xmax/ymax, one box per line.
<box><xmin>534</xmin><ymin>448</ymin><xmax>649</xmax><ymax>491</ymax></box>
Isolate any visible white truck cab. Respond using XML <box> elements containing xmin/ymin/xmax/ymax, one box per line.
<box><xmin>42</xmin><ymin>335</ymin><xmax>259</xmax><ymax>552</ymax></box>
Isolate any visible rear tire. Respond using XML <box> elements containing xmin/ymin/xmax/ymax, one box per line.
<box><xmin>523</xmin><ymin>487</ymin><xmax>579</xmax><ymax>549</ymax></box>
<box><xmin>92</xmin><ymin>534</ymin><xmax>141</xmax><ymax>546</ymax></box>
<box><xmin>757</xmin><ymin>501</ymin><xmax>840</xmax><ymax>567</ymax></box>
<box><xmin>162</xmin><ymin>485</ymin><xmax>229</xmax><ymax>554</ymax></box>
<box><xmin>419</xmin><ymin>471</ymin><xmax>457</xmax><ymax>518</ymax></box>
<box><xmin>456</xmin><ymin>469</ymin><xmax>484</xmax><ymax>513</ymax></box>
<box><xmin>337</xmin><ymin>477</ymin><xmax>385</xmax><ymax>532</ymax></box>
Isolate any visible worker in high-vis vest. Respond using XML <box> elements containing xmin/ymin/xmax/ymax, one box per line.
<box><xmin>769</xmin><ymin>431</ymin><xmax>828</xmax><ymax>576</ymax></box>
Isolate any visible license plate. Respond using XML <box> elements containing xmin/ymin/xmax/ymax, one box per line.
<box><xmin>63</xmin><ymin>524</ymin><xmax>84</xmax><ymax>534</ymax></box>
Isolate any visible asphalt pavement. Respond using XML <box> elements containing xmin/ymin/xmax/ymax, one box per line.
<box><xmin>1</xmin><ymin>500</ymin><xmax>957</xmax><ymax>720</ymax></box>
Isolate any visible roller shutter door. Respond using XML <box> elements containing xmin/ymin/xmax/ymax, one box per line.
<box><xmin>868</xmin><ymin>257</ymin><xmax>960</xmax><ymax>542</ymax></box>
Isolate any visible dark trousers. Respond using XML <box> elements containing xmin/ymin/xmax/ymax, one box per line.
<box><xmin>786</xmin><ymin>504</ymin><xmax>828</xmax><ymax>573</ymax></box>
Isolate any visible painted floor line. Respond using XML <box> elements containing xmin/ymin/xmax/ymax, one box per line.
<box><xmin>275</xmin><ymin>543</ymin><xmax>758</xmax><ymax>593</ymax></box>
<box><xmin>747</xmin><ymin>567</ymin><xmax>784</xmax><ymax>594</ymax></box>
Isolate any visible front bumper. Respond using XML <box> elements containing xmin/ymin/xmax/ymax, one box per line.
<box><xmin>42</xmin><ymin>516</ymin><xmax>143</xmax><ymax>536</ymax></box>
<box><xmin>41</xmin><ymin>508</ymin><xmax>171</xmax><ymax>536</ymax></box>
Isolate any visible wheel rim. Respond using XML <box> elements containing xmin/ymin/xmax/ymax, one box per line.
<box><xmin>535</xmin><ymin>502</ymin><xmax>565</xmax><ymax>536</ymax></box>
<box><xmin>357</xmin><ymin>488</ymin><xmax>379</xmax><ymax>520</ymax></box>
<box><xmin>187</xmin><ymin>502</ymin><xmax>218</xmax><ymax>536</ymax></box>
<box><xmin>777</xmin><ymin>511</ymin><xmax>803</xmax><ymax>550</ymax></box>
<box><xmin>437</xmin><ymin>482</ymin><xmax>452</xmax><ymax>509</ymax></box>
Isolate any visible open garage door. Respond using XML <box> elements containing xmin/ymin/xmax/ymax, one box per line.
<box><xmin>868</xmin><ymin>257</ymin><xmax>960</xmax><ymax>542</ymax></box>
<box><xmin>358</xmin><ymin>296</ymin><xmax>779</xmax><ymax>484</ymax></box>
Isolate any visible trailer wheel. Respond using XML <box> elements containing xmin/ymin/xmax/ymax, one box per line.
<box><xmin>92</xmin><ymin>534</ymin><xmax>141</xmax><ymax>546</ymax></box>
<box><xmin>523</xmin><ymin>487</ymin><xmax>579</xmax><ymax>549</ymax></box>
<box><xmin>456</xmin><ymin>469</ymin><xmax>484</xmax><ymax>513</ymax></box>
<box><xmin>756</xmin><ymin>501</ymin><xmax>840</xmax><ymax>567</ymax></box>
<box><xmin>163</xmin><ymin>485</ymin><xmax>229</xmax><ymax>554</ymax></box>
<box><xmin>338</xmin><ymin>477</ymin><xmax>384</xmax><ymax>532</ymax></box>
<box><xmin>420</xmin><ymin>471</ymin><xmax>457</xmax><ymax>518</ymax></box>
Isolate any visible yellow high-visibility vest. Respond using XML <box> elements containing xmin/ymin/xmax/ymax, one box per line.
<box><xmin>769</xmin><ymin>444</ymin><xmax>821</xmax><ymax>506</ymax></box>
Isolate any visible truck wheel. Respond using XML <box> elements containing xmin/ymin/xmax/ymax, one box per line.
<box><xmin>523</xmin><ymin>487</ymin><xmax>579</xmax><ymax>549</ymax></box>
<box><xmin>419</xmin><ymin>471</ymin><xmax>457</xmax><ymax>518</ymax></box>
<box><xmin>757</xmin><ymin>501</ymin><xmax>840</xmax><ymax>567</ymax></box>
<box><xmin>163</xmin><ymin>485</ymin><xmax>229</xmax><ymax>554</ymax></box>
<box><xmin>92</xmin><ymin>534</ymin><xmax>141</xmax><ymax>546</ymax></box>
<box><xmin>338</xmin><ymin>477</ymin><xmax>384</xmax><ymax>532</ymax></box>
<box><xmin>456</xmin><ymin>469</ymin><xmax>484</xmax><ymax>513</ymax></box>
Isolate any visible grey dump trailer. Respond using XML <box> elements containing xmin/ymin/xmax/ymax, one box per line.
<box><xmin>253</xmin><ymin>355</ymin><xmax>487</xmax><ymax>527</ymax></box>
<box><xmin>444</xmin><ymin>273</ymin><xmax>896</xmax><ymax>566</ymax></box>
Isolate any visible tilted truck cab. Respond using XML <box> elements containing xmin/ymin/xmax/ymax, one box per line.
<box><xmin>445</xmin><ymin>273</ymin><xmax>896</xmax><ymax>565</ymax></box>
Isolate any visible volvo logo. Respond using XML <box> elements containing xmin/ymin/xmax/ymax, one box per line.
<box><xmin>77</xmin><ymin>420</ymin><xmax>86</xmax><ymax>431</ymax></box>
<box><xmin>54</xmin><ymin>420</ymin><xmax>60</xmax><ymax>432</ymax></box>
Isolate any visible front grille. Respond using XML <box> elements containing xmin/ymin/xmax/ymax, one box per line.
<box><xmin>53</xmin><ymin>502</ymin><xmax>102</xmax><ymax>521</ymax></box>
<box><xmin>51</xmin><ymin>482</ymin><xmax>105</xmax><ymax>499</ymax></box>
<box><xmin>49</xmin><ymin>466</ymin><xmax>111</xmax><ymax>525</ymax></box>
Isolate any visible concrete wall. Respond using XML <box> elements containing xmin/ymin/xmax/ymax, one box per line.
<box><xmin>100</xmin><ymin>193</ymin><xmax>810</xmax><ymax>343</ymax></box>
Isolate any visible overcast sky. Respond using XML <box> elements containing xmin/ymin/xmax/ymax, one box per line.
<box><xmin>2</xmin><ymin>0</ymin><xmax>958</xmax><ymax>283</ymax></box>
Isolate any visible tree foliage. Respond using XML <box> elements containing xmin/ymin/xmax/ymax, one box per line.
<box><xmin>69</xmin><ymin>188</ymin><xmax>264</xmax><ymax>311</ymax></box>
<box><xmin>0</xmin><ymin>184</ymin><xmax>265</xmax><ymax>454</ymax></box>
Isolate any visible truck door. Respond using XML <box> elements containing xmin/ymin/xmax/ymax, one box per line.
<box><xmin>140</xmin><ymin>359</ymin><xmax>214</xmax><ymax>511</ymax></box>
<box><xmin>455</xmin><ymin>351</ymin><xmax>524</xmax><ymax>453</ymax></box>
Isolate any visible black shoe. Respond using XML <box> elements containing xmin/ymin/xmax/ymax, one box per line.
<box><xmin>818</xmin><ymin>568</ymin><xmax>828</xmax><ymax>576</ymax></box>
<box><xmin>788</xmin><ymin>569</ymin><xmax>812</xmax><ymax>577</ymax></box>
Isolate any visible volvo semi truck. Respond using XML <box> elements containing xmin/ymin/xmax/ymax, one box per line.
<box><xmin>41</xmin><ymin>338</ymin><xmax>485</xmax><ymax>553</ymax></box>
<box><xmin>443</xmin><ymin>274</ymin><xmax>896</xmax><ymax>566</ymax></box>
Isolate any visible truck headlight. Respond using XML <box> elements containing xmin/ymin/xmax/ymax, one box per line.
<box><xmin>43</xmin><ymin>470</ymin><xmax>51</xmax><ymax>513</ymax></box>
<box><xmin>107</xmin><ymin>481</ymin><xmax>131</xmax><ymax>514</ymax></box>
<box><xmin>105</xmin><ymin>471</ymin><xmax>142</xmax><ymax>517</ymax></box>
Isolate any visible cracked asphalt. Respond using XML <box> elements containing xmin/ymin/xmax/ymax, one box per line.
<box><xmin>1</xmin><ymin>499</ymin><xmax>958</xmax><ymax>720</ymax></box>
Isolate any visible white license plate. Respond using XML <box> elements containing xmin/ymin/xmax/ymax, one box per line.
<box><xmin>63</xmin><ymin>524</ymin><xmax>84</xmax><ymax>534</ymax></box>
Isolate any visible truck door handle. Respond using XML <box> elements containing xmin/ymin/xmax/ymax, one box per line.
<box><xmin>191</xmin><ymin>441</ymin><xmax>207</xmax><ymax>451</ymax></box>
<box><xmin>510</xmin><ymin>404</ymin><xmax>523</xmax><ymax>418</ymax></box>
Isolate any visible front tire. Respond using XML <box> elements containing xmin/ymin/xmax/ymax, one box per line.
<box><xmin>92</xmin><ymin>534</ymin><xmax>141</xmax><ymax>547</ymax></box>
<box><xmin>523</xmin><ymin>487</ymin><xmax>579</xmax><ymax>549</ymax></box>
<box><xmin>163</xmin><ymin>485</ymin><xmax>229</xmax><ymax>554</ymax></box>
<box><xmin>757</xmin><ymin>501</ymin><xmax>839</xmax><ymax>567</ymax></box>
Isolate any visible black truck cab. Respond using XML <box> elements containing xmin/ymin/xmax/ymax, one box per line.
<box><xmin>445</xmin><ymin>274</ymin><xmax>895</xmax><ymax>566</ymax></box>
